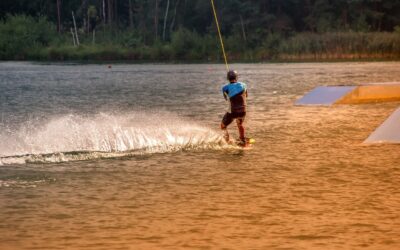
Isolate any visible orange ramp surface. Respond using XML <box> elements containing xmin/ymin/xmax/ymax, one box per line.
<box><xmin>296</xmin><ymin>82</ymin><xmax>400</xmax><ymax>105</ymax></box>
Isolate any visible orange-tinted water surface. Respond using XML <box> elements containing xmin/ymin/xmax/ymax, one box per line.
<box><xmin>0</xmin><ymin>62</ymin><xmax>399</xmax><ymax>249</ymax></box>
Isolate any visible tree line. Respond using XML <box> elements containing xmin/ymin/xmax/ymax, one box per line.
<box><xmin>0</xmin><ymin>0</ymin><xmax>399</xmax><ymax>61</ymax></box>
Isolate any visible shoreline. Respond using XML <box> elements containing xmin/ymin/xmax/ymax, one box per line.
<box><xmin>2</xmin><ymin>57</ymin><xmax>400</xmax><ymax>65</ymax></box>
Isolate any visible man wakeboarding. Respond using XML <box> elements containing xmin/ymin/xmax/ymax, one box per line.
<box><xmin>221</xmin><ymin>70</ymin><xmax>248</xmax><ymax>146</ymax></box>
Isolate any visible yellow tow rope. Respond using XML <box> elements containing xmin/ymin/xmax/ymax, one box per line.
<box><xmin>210</xmin><ymin>0</ymin><xmax>229</xmax><ymax>71</ymax></box>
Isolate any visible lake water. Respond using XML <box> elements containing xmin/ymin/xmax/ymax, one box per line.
<box><xmin>0</xmin><ymin>62</ymin><xmax>399</xmax><ymax>249</ymax></box>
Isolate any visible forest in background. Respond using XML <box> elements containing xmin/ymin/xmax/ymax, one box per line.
<box><xmin>0</xmin><ymin>0</ymin><xmax>400</xmax><ymax>61</ymax></box>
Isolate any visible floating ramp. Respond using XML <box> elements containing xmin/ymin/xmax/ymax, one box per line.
<box><xmin>296</xmin><ymin>82</ymin><xmax>400</xmax><ymax>105</ymax></box>
<box><xmin>364</xmin><ymin>107</ymin><xmax>400</xmax><ymax>144</ymax></box>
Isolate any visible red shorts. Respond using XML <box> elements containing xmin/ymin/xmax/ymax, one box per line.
<box><xmin>222</xmin><ymin>112</ymin><xmax>246</xmax><ymax>127</ymax></box>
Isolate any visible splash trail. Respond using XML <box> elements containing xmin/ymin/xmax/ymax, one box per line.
<box><xmin>0</xmin><ymin>112</ymin><xmax>224</xmax><ymax>165</ymax></box>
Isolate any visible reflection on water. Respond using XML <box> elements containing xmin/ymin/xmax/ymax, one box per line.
<box><xmin>0</xmin><ymin>62</ymin><xmax>400</xmax><ymax>249</ymax></box>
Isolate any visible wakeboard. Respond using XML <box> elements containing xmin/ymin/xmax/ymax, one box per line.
<box><xmin>229</xmin><ymin>138</ymin><xmax>255</xmax><ymax>148</ymax></box>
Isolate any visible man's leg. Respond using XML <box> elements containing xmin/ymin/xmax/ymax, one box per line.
<box><xmin>221</xmin><ymin>112</ymin><xmax>233</xmax><ymax>142</ymax></box>
<box><xmin>220</xmin><ymin>123</ymin><xmax>230</xmax><ymax>142</ymax></box>
<box><xmin>236</xmin><ymin>117</ymin><xmax>245</xmax><ymax>142</ymax></box>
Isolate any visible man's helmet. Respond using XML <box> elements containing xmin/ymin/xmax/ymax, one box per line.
<box><xmin>227</xmin><ymin>70</ymin><xmax>238</xmax><ymax>81</ymax></box>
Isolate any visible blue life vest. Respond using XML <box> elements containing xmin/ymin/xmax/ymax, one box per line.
<box><xmin>222</xmin><ymin>82</ymin><xmax>247</xmax><ymax>99</ymax></box>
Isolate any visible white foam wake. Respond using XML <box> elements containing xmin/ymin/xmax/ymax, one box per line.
<box><xmin>0</xmin><ymin>112</ymin><xmax>225</xmax><ymax>165</ymax></box>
